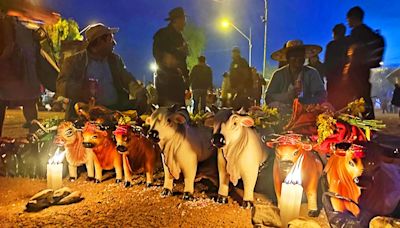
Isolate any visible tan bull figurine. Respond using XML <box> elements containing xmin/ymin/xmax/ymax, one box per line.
<box><xmin>54</xmin><ymin>121</ymin><xmax>95</xmax><ymax>181</ymax></box>
<box><xmin>209</xmin><ymin>110</ymin><xmax>269</xmax><ymax>208</ymax></box>
<box><xmin>267</xmin><ymin>134</ymin><xmax>323</xmax><ymax>217</ymax></box>
<box><xmin>82</xmin><ymin>122</ymin><xmax>123</xmax><ymax>183</ymax></box>
<box><xmin>146</xmin><ymin>106</ymin><xmax>214</xmax><ymax>200</ymax></box>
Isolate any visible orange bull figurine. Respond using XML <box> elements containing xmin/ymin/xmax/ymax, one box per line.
<box><xmin>113</xmin><ymin>125</ymin><xmax>161</xmax><ymax>188</ymax></box>
<box><xmin>82</xmin><ymin>122</ymin><xmax>122</xmax><ymax>183</ymax></box>
<box><xmin>324</xmin><ymin>143</ymin><xmax>364</xmax><ymax>217</ymax></box>
<box><xmin>267</xmin><ymin>134</ymin><xmax>323</xmax><ymax>217</ymax></box>
<box><xmin>55</xmin><ymin>121</ymin><xmax>95</xmax><ymax>181</ymax></box>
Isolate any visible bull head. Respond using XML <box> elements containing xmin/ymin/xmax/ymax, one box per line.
<box><xmin>146</xmin><ymin>106</ymin><xmax>188</xmax><ymax>143</ymax></box>
<box><xmin>113</xmin><ymin>125</ymin><xmax>131</xmax><ymax>154</ymax></box>
<box><xmin>82</xmin><ymin>122</ymin><xmax>108</xmax><ymax>148</ymax></box>
<box><xmin>211</xmin><ymin>114</ymin><xmax>254</xmax><ymax>148</ymax></box>
<box><xmin>266</xmin><ymin>134</ymin><xmax>312</xmax><ymax>162</ymax></box>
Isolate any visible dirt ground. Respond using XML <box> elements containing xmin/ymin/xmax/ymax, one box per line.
<box><xmin>0</xmin><ymin>109</ymin><xmax>398</xmax><ymax>227</ymax></box>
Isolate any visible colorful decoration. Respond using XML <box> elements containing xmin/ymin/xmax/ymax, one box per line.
<box><xmin>247</xmin><ymin>105</ymin><xmax>280</xmax><ymax>129</ymax></box>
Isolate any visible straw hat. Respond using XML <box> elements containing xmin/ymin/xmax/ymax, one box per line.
<box><xmin>81</xmin><ymin>23</ymin><xmax>119</xmax><ymax>44</ymax></box>
<box><xmin>271</xmin><ymin>40</ymin><xmax>322</xmax><ymax>62</ymax></box>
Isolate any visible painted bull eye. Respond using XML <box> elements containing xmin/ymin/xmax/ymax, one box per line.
<box><xmin>92</xmin><ymin>135</ymin><xmax>98</xmax><ymax>139</ymax></box>
<box><xmin>293</xmin><ymin>150</ymin><xmax>298</xmax><ymax>156</ymax></box>
<box><xmin>65</xmin><ymin>128</ymin><xmax>73</xmax><ymax>137</ymax></box>
<box><xmin>349</xmin><ymin>160</ymin><xmax>355</xmax><ymax>167</ymax></box>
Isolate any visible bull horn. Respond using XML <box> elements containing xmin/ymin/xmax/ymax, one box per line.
<box><xmin>31</xmin><ymin>119</ymin><xmax>49</xmax><ymax>133</ymax></box>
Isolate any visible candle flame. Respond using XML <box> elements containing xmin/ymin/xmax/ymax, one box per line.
<box><xmin>284</xmin><ymin>154</ymin><xmax>304</xmax><ymax>185</ymax></box>
<box><xmin>48</xmin><ymin>147</ymin><xmax>65</xmax><ymax>164</ymax></box>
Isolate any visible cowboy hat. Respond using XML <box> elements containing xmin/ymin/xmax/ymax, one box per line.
<box><xmin>165</xmin><ymin>7</ymin><xmax>186</xmax><ymax>21</ymax></box>
<box><xmin>80</xmin><ymin>23</ymin><xmax>119</xmax><ymax>44</ymax></box>
<box><xmin>271</xmin><ymin>40</ymin><xmax>322</xmax><ymax>62</ymax></box>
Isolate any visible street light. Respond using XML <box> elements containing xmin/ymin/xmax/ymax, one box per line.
<box><xmin>262</xmin><ymin>0</ymin><xmax>268</xmax><ymax>79</ymax></box>
<box><xmin>220</xmin><ymin>19</ymin><xmax>252</xmax><ymax>66</ymax></box>
<box><xmin>149</xmin><ymin>62</ymin><xmax>158</xmax><ymax>85</ymax></box>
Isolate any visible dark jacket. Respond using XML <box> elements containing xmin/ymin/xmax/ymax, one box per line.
<box><xmin>56</xmin><ymin>50</ymin><xmax>137</xmax><ymax>104</ymax></box>
<box><xmin>155</xmin><ymin>67</ymin><xmax>186</xmax><ymax>106</ymax></box>
<box><xmin>324</xmin><ymin>37</ymin><xmax>348</xmax><ymax>81</ymax></box>
<box><xmin>153</xmin><ymin>24</ymin><xmax>189</xmax><ymax>79</ymax></box>
<box><xmin>229</xmin><ymin>57</ymin><xmax>252</xmax><ymax>94</ymax></box>
<box><xmin>189</xmin><ymin>64</ymin><xmax>213</xmax><ymax>90</ymax></box>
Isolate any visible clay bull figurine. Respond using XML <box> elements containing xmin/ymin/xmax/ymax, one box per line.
<box><xmin>267</xmin><ymin>134</ymin><xmax>323</xmax><ymax>217</ymax></box>
<box><xmin>146</xmin><ymin>106</ymin><xmax>214</xmax><ymax>200</ymax></box>
<box><xmin>113</xmin><ymin>124</ymin><xmax>161</xmax><ymax>188</ymax></box>
<box><xmin>82</xmin><ymin>122</ymin><xmax>122</xmax><ymax>183</ymax></box>
<box><xmin>54</xmin><ymin>121</ymin><xmax>95</xmax><ymax>181</ymax></box>
<box><xmin>209</xmin><ymin>110</ymin><xmax>269</xmax><ymax>208</ymax></box>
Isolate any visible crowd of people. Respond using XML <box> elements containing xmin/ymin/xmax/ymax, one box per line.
<box><xmin>0</xmin><ymin>5</ymin><xmax>398</xmax><ymax>136</ymax></box>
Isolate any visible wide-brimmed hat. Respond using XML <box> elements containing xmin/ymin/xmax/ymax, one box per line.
<box><xmin>165</xmin><ymin>7</ymin><xmax>186</xmax><ymax>21</ymax></box>
<box><xmin>81</xmin><ymin>23</ymin><xmax>119</xmax><ymax>44</ymax></box>
<box><xmin>271</xmin><ymin>40</ymin><xmax>322</xmax><ymax>62</ymax></box>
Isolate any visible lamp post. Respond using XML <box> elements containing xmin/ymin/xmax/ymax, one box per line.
<box><xmin>149</xmin><ymin>62</ymin><xmax>158</xmax><ymax>86</ymax></box>
<box><xmin>262</xmin><ymin>0</ymin><xmax>268</xmax><ymax>79</ymax></box>
<box><xmin>221</xmin><ymin>20</ymin><xmax>252</xmax><ymax>66</ymax></box>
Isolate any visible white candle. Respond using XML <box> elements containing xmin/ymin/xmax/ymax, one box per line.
<box><xmin>47</xmin><ymin>163</ymin><xmax>63</xmax><ymax>189</ymax></box>
<box><xmin>280</xmin><ymin>182</ymin><xmax>303</xmax><ymax>227</ymax></box>
<box><xmin>47</xmin><ymin>148</ymin><xmax>65</xmax><ymax>190</ymax></box>
<box><xmin>279</xmin><ymin>154</ymin><xmax>305</xmax><ymax>227</ymax></box>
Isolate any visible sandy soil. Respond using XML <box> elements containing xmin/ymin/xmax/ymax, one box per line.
<box><xmin>0</xmin><ymin>109</ymin><xmax>397</xmax><ymax>227</ymax></box>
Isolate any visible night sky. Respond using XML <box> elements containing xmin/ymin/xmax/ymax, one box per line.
<box><xmin>43</xmin><ymin>0</ymin><xmax>400</xmax><ymax>86</ymax></box>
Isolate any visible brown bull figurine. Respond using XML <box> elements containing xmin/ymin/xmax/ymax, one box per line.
<box><xmin>82</xmin><ymin>122</ymin><xmax>122</xmax><ymax>183</ymax></box>
<box><xmin>55</xmin><ymin>121</ymin><xmax>95</xmax><ymax>181</ymax></box>
<box><xmin>113</xmin><ymin>124</ymin><xmax>161</xmax><ymax>188</ymax></box>
<box><xmin>267</xmin><ymin>134</ymin><xmax>323</xmax><ymax>217</ymax></box>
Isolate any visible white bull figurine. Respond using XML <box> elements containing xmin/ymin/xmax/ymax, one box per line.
<box><xmin>208</xmin><ymin>110</ymin><xmax>269</xmax><ymax>208</ymax></box>
<box><xmin>146</xmin><ymin>106</ymin><xmax>215</xmax><ymax>200</ymax></box>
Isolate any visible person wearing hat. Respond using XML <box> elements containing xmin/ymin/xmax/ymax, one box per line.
<box><xmin>189</xmin><ymin>55</ymin><xmax>213</xmax><ymax>114</ymax></box>
<box><xmin>229</xmin><ymin>46</ymin><xmax>253</xmax><ymax>110</ymax></box>
<box><xmin>56</xmin><ymin>23</ymin><xmax>147</xmax><ymax>120</ymax></box>
<box><xmin>152</xmin><ymin>7</ymin><xmax>189</xmax><ymax>107</ymax></box>
<box><xmin>266</xmin><ymin>40</ymin><xmax>326</xmax><ymax>110</ymax></box>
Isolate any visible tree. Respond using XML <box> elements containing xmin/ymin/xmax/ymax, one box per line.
<box><xmin>43</xmin><ymin>18</ymin><xmax>83</xmax><ymax>63</ymax></box>
<box><xmin>183</xmin><ymin>22</ymin><xmax>206</xmax><ymax>70</ymax></box>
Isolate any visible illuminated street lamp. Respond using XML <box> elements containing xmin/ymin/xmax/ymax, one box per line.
<box><xmin>220</xmin><ymin>19</ymin><xmax>252</xmax><ymax>66</ymax></box>
<box><xmin>149</xmin><ymin>62</ymin><xmax>158</xmax><ymax>85</ymax></box>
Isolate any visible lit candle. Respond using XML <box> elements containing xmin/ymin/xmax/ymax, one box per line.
<box><xmin>47</xmin><ymin>148</ymin><xmax>65</xmax><ymax>190</ymax></box>
<box><xmin>279</xmin><ymin>155</ymin><xmax>304</xmax><ymax>227</ymax></box>
<box><xmin>47</xmin><ymin>163</ymin><xmax>63</xmax><ymax>189</ymax></box>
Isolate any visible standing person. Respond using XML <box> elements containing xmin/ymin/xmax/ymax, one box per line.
<box><xmin>391</xmin><ymin>83</ymin><xmax>400</xmax><ymax>124</ymax></box>
<box><xmin>266</xmin><ymin>40</ymin><xmax>326</xmax><ymax>113</ymax></box>
<box><xmin>324</xmin><ymin>23</ymin><xmax>348</xmax><ymax>110</ymax></box>
<box><xmin>308</xmin><ymin>55</ymin><xmax>325</xmax><ymax>83</ymax></box>
<box><xmin>251</xmin><ymin>67</ymin><xmax>266</xmax><ymax>106</ymax></box>
<box><xmin>56</xmin><ymin>23</ymin><xmax>146</xmax><ymax>120</ymax></box>
<box><xmin>346</xmin><ymin>6</ymin><xmax>385</xmax><ymax>119</ymax></box>
<box><xmin>153</xmin><ymin>7</ymin><xmax>189</xmax><ymax>107</ymax></box>
<box><xmin>0</xmin><ymin>13</ymin><xmax>41</xmax><ymax>136</ymax></box>
<box><xmin>221</xmin><ymin>72</ymin><xmax>232</xmax><ymax>107</ymax></box>
<box><xmin>229</xmin><ymin>47</ymin><xmax>252</xmax><ymax>110</ymax></box>
<box><xmin>189</xmin><ymin>56</ymin><xmax>213</xmax><ymax>114</ymax></box>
